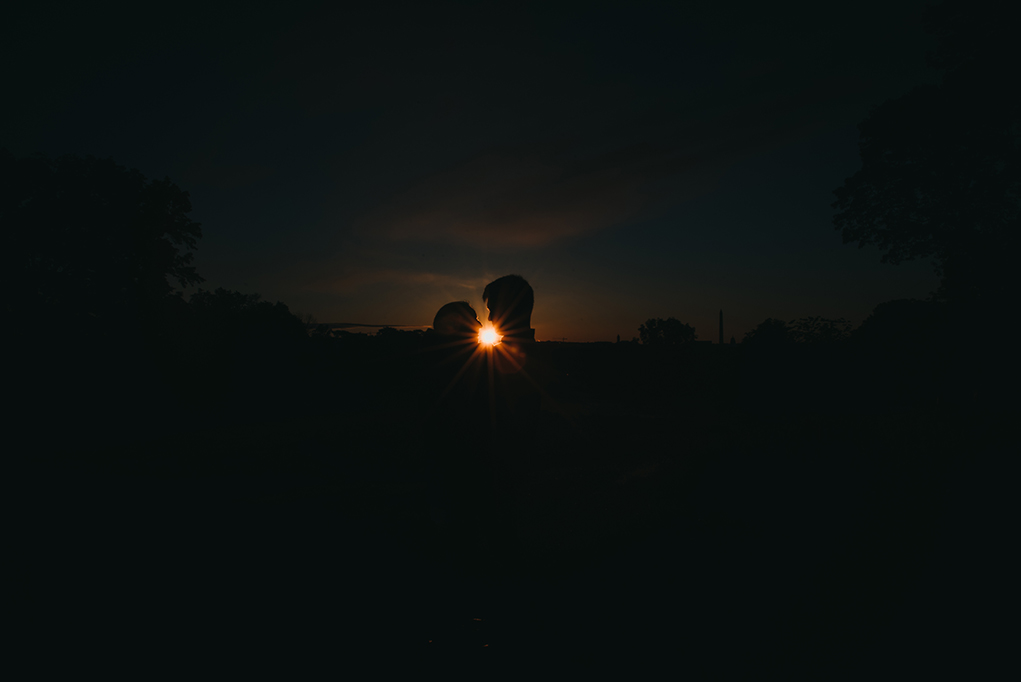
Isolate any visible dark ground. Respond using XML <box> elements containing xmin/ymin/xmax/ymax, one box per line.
<box><xmin>13</xmin><ymin>341</ymin><xmax>1015</xmax><ymax>676</ymax></box>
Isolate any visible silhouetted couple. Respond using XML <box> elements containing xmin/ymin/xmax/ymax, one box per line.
<box><xmin>431</xmin><ymin>273</ymin><xmax>535</xmax><ymax>341</ymax></box>
<box><xmin>420</xmin><ymin>275</ymin><xmax>540</xmax><ymax>550</ymax></box>
<box><xmin>426</xmin><ymin>273</ymin><xmax>538</xmax><ymax>426</ymax></box>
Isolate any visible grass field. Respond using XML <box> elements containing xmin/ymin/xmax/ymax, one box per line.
<box><xmin>17</xmin><ymin>341</ymin><xmax>1013</xmax><ymax>675</ymax></box>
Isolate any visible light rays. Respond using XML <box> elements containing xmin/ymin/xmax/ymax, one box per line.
<box><xmin>420</xmin><ymin>328</ymin><xmax>575</xmax><ymax>433</ymax></box>
<box><xmin>479</xmin><ymin>326</ymin><xmax>502</xmax><ymax>346</ymax></box>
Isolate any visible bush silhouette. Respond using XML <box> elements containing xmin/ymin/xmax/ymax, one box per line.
<box><xmin>638</xmin><ymin>318</ymin><xmax>696</xmax><ymax>345</ymax></box>
<box><xmin>789</xmin><ymin>317</ymin><xmax>853</xmax><ymax>345</ymax></box>
<box><xmin>741</xmin><ymin>318</ymin><xmax>793</xmax><ymax>347</ymax></box>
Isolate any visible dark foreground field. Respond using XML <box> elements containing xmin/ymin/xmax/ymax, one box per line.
<box><xmin>14</xmin><ymin>341</ymin><xmax>1015</xmax><ymax>677</ymax></box>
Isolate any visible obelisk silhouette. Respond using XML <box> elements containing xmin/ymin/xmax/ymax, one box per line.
<box><xmin>719</xmin><ymin>309</ymin><xmax>723</xmax><ymax>345</ymax></box>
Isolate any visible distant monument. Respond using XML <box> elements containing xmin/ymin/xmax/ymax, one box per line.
<box><xmin>719</xmin><ymin>309</ymin><xmax>723</xmax><ymax>345</ymax></box>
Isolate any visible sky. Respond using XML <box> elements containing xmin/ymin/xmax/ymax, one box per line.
<box><xmin>4</xmin><ymin>0</ymin><xmax>944</xmax><ymax>341</ymax></box>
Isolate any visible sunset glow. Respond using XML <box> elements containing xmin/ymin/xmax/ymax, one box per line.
<box><xmin>479</xmin><ymin>327</ymin><xmax>502</xmax><ymax>345</ymax></box>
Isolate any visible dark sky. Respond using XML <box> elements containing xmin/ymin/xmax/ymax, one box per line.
<box><xmin>5</xmin><ymin>0</ymin><xmax>942</xmax><ymax>341</ymax></box>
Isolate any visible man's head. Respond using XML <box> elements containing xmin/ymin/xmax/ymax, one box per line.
<box><xmin>482</xmin><ymin>275</ymin><xmax>533</xmax><ymax>339</ymax></box>
<box><xmin>432</xmin><ymin>301</ymin><xmax>482</xmax><ymax>338</ymax></box>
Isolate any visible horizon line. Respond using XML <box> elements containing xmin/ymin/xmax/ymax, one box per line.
<box><xmin>318</xmin><ymin>322</ymin><xmax>431</xmax><ymax>329</ymax></box>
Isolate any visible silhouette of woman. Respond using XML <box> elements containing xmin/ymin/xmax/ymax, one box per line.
<box><xmin>419</xmin><ymin>302</ymin><xmax>493</xmax><ymax>539</ymax></box>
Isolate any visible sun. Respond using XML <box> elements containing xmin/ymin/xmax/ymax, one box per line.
<box><xmin>479</xmin><ymin>326</ymin><xmax>502</xmax><ymax>345</ymax></box>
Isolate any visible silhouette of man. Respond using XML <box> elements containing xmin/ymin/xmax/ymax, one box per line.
<box><xmin>482</xmin><ymin>275</ymin><xmax>535</xmax><ymax>345</ymax></box>
<box><xmin>482</xmin><ymin>275</ymin><xmax>543</xmax><ymax>432</ymax></box>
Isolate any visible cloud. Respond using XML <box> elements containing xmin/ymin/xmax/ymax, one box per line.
<box><xmin>266</xmin><ymin>0</ymin><xmax>886</xmax><ymax>251</ymax></box>
<box><xmin>355</xmin><ymin>153</ymin><xmax>627</xmax><ymax>247</ymax></box>
<box><xmin>349</xmin><ymin>81</ymin><xmax>849</xmax><ymax>250</ymax></box>
<box><xmin>301</xmin><ymin>267</ymin><xmax>483</xmax><ymax>295</ymax></box>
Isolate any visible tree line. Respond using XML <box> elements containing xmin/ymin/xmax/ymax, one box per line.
<box><xmin>635</xmin><ymin>307</ymin><xmax>937</xmax><ymax>349</ymax></box>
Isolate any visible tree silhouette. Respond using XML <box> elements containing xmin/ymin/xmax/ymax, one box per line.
<box><xmin>831</xmin><ymin>0</ymin><xmax>1018</xmax><ymax>306</ymax></box>
<box><xmin>742</xmin><ymin>318</ymin><xmax>792</xmax><ymax>346</ymax></box>
<box><xmin>638</xmin><ymin>318</ymin><xmax>696</xmax><ymax>345</ymax></box>
<box><xmin>743</xmin><ymin>317</ymin><xmax>853</xmax><ymax>346</ymax></box>
<box><xmin>187</xmin><ymin>285</ymin><xmax>304</xmax><ymax>343</ymax></box>
<box><xmin>166</xmin><ymin>287</ymin><xmax>307</xmax><ymax>402</ymax></box>
<box><xmin>788</xmin><ymin>316</ymin><xmax>853</xmax><ymax>345</ymax></box>
<box><xmin>852</xmin><ymin>299</ymin><xmax>944</xmax><ymax>349</ymax></box>
<box><xmin>1</xmin><ymin>149</ymin><xmax>203</xmax><ymax>335</ymax></box>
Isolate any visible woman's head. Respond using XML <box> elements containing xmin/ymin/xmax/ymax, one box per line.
<box><xmin>432</xmin><ymin>301</ymin><xmax>482</xmax><ymax>338</ymax></box>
